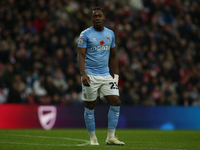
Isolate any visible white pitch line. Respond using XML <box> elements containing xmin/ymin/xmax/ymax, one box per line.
<box><xmin>0</xmin><ymin>141</ymin><xmax>189</xmax><ymax>150</ymax></box>
<box><xmin>0</xmin><ymin>141</ymin><xmax>72</xmax><ymax>146</ymax></box>
<box><xmin>1</xmin><ymin>134</ymin><xmax>90</xmax><ymax>146</ymax></box>
<box><xmin>98</xmin><ymin>145</ymin><xmax>189</xmax><ymax>150</ymax></box>
<box><xmin>0</xmin><ymin>134</ymin><xmax>189</xmax><ymax>150</ymax></box>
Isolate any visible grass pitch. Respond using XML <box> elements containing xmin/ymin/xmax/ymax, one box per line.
<box><xmin>0</xmin><ymin>129</ymin><xmax>199</xmax><ymax>150</ymax></box>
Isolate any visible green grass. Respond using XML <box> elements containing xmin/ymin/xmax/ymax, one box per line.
<box><xmin>0</xmin><ymin>129</ymin><xmax>199</xmax><ymax>150</ymax></box>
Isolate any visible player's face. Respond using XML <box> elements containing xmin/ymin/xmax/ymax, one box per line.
<box><xmin>91</xmin><ymin>10</ymin><xmax>105</xmax><ymax>31</ymax></box>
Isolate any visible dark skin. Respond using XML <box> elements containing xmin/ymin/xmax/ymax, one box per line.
<box><xmin>78</xmin><ymin>9</ymin><xmax>121</xmax><ymax>110</ymax></box>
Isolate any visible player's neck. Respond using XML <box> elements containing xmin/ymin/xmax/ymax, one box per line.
<box><xmin>93</xmin><ymin>26</ymin><xmax>104</xmax><ymax>31</ymax></box>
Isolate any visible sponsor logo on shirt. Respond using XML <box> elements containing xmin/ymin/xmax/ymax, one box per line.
<box><xmin>90</xmin><ymin>46</ymin><xmax>110</xmax><ymax>50</ymax></box>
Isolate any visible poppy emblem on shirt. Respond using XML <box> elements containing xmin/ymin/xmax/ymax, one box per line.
<box><xmin>100</xmin><ymin>40</ymin><xmax>105</xmax><ymax>45</ymax></box>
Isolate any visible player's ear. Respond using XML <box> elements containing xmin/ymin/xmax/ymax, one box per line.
<box><xmin>104</xmin><ymin>15</ymin><xmax>106</xmax><ymax>21</ymax></box>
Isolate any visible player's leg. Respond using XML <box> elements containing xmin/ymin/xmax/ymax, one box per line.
<box><xmin>105</xmin><ymin>95</ymin><xmax>121</xmax><ymax>139</ymax></box>
<box><xmin>105</xmin><ymin>95</ymin><xmax>125</xmax><ymax>145</ymax></box>
<box><xmin>100</xmin><ymin>75</ymin><xmax>124</xmax><ymax>145</ymax></box>
<box><xmin>82</xmin><ymin>75</ymin><xmax>100</xmax><ymax>145</ymax></box>
<box><xmin>84</xmin><ymin>100</ymin><xmax>99</xmax><ymax>145</ymax></box>
<box><xmin>84</xmin><ymin>100</ymin><xmax>96</xmax><ymax>133</ymax></box>
<box><xmin>105</xmin><ymin>95</ymin><xmax>121</xmax><ymax>137</ymax></box>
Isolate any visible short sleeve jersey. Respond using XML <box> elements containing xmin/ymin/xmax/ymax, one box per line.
<box><xmin>78</xmin><ymin>26</ymin><xmax>116</xmax><ymax>76</ymax></box>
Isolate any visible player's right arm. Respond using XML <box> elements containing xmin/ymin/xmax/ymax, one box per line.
<box><xmin>77</xmin><ymin>29</ymin><xmax>91</xmax><ymax>86</ymax></box>
<box><xmin>78</xmin><ymin>47</ymin><xmax>91</xmax><ymax>86</ymax></box>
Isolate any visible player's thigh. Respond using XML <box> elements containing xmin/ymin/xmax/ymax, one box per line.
<box><xmin>100</xmin><ymin>75</ymin><xmax>119</xmax><ymax>97</ymax></box>
<box><xmin>105</xmin><ymin>95</ymin><xmax>121</xmax><ymax>106</ymax></box>
<box><xmin>81</xmin><ymin>75</ymin><xmax>101</xmax><ymax>101</ymax></box>
<box><xmin>85</xmin><ymin>100</ymin><xmax>97</xmax><ymax>109</ymax></box>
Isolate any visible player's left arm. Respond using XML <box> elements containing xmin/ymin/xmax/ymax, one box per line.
<box><xmin>109</xmin><ymin>31</ymin><xmax>119</xmax><ymax>84</ymax></box>
<box><xmin>110</xmin><ymin>46</ymin><xmax>119</xmax><ymax>84</ymax></box>
<box><xmin>110</xmin><ymin>46</ymin><xmax>118</xmax><ymax>75</ymax></box>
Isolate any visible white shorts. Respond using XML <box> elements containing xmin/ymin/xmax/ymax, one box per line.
<box><xmin>82</xmin><ymin>74</ymin><xmax>119</xmax><ymax>101</ymax></box>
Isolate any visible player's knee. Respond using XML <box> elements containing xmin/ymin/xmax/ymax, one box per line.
<box><xmin>110</xmin><ymin>98</ymin><xmax>121</xmax><ymax>106</ymax></box>
<box><xmin>85</xmin><ymin>101</ymin><xmax>96</xmax><ymax>109</ymax></box>
<box><xmin>116</xmin><ymin>98</ymin><xmax>121</xmax><ymax>106</ymax></box>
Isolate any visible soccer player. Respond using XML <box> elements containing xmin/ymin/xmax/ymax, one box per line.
<box><xmin>77</xmin><ymin>7</ymin><xmax>125</xmax><ymax>146</ymax></box>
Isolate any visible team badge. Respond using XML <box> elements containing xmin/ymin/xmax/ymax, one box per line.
<box><xmin>78</xmin><ymin>37</ymin><xmax>83</xmax><ymax>44</ymax></box>
<box><xmin>84</xmin><ymin>93</ymin><xmax>87</xmax><ymax>99</ymax></box>
<box><xmin>106</xmin><ymin>37</ymin><xmax>110</xmax><ymax>42</ymax></box>
<box><xmin>100</xmin><ymin>40</ymin><xmax>105</xmax><ymax>45</ymax></box>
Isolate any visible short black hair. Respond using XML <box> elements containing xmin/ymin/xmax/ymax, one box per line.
<box><xmin>91</xmin><ymin>7</ymin><xmax>104</xmax><ymax>15</ymax></box>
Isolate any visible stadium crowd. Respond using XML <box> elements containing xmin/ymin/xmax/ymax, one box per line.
<box><xmin>0</xmin><ymin>0</ymin><xmax>200</xmax><ymax>106</ymax></box>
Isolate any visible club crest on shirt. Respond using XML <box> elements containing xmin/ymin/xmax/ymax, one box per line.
<box><xmin>84</xmin><ymin>93</ymin><xmax>87</xmax><ymax>99</ymax></box>
<box><xmin>106</xmin><ymin>36</ymin><xmax>110</xmax><ymax>42</ymax></box>
<box><xmin>78</xmin><ymin>37</ymin><xmax>83</xmax><ymax>44</ymax></box>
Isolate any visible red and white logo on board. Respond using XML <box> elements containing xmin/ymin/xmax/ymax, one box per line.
<box><xmin>38</xmin><ymin>106</ymin><xmax>57</xmax><ymax>130</ymax></box>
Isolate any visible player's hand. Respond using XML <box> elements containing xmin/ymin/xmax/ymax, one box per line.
<box><xmin>82</xmin><ymin>74</ymin><xmax>91</xmax><ymax>86</ymax></box>
<box><xmin>114</xmin><ymin>74</ymin><xmax>119</xmax><ymax>86</ymax></box>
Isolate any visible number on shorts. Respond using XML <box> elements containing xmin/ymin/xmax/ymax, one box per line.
<box><xmin>109</xmin><ymin>82</ymin><xmax>118</xmax><ymax>89</ymax></box>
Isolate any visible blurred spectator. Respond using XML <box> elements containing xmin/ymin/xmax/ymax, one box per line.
<box><xmin>179</xmin><ymin>91</ymin><xmax>193</xmax><ymax>106</ymax></box>
<box><xmin>0</xmin><ymin>88</ymin><xmax>6</xmax><ymax>103</ymax></box>
<box><xmin>45</xmin><ymin>75</ymin><xmax>57</xmax><ymax>98</ymax></box>
<box><xmin>166</xmin><ymin>92</ymin><xmax>178</xmax><ymax>106</ymax></box>
<box><xmin>51</xmin><ymin>94</ymin><xmax>61</xmax><ymax>105</ymax></box>
<box><xmin>189</xmin><ymin>86</ymin><xmax>199</xmax><ymax>102</ymax></box>
<box><xmin>7</xmin><ymin>83</ymin><xmax>22</xmax><ymax>103</ymax></box>
<box><xmin>161</xmin><ymin>78</ymin><xmax>176</xmax><ymax>98</ymax></box>
<box><xmin>3</xmin><ymin>63</ymin><xmax>15</xmax><ymax>88</ymax></box>
<box><xmin>192</xmin><ymin>96</ymin><xmax>200</xmax><ymax>106</ymax></box>
<box><xmin>151</xmin><ymin>85</ymin><xmax>163</xmax><ymax>103</ymax></box>
<box><xmin>0</xmin><ymin>65</ymin><xmax>4</xmax><ymax>88</ymax></box>
<box><xmin>33</xmin><ymin>75</ymin><xmax>47</xmax><ymax>97</ymax></box>
<box><xmin>53</xmin><ymin>68</ymin><xmax>68</xmax><ymax>91</ymax></box>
